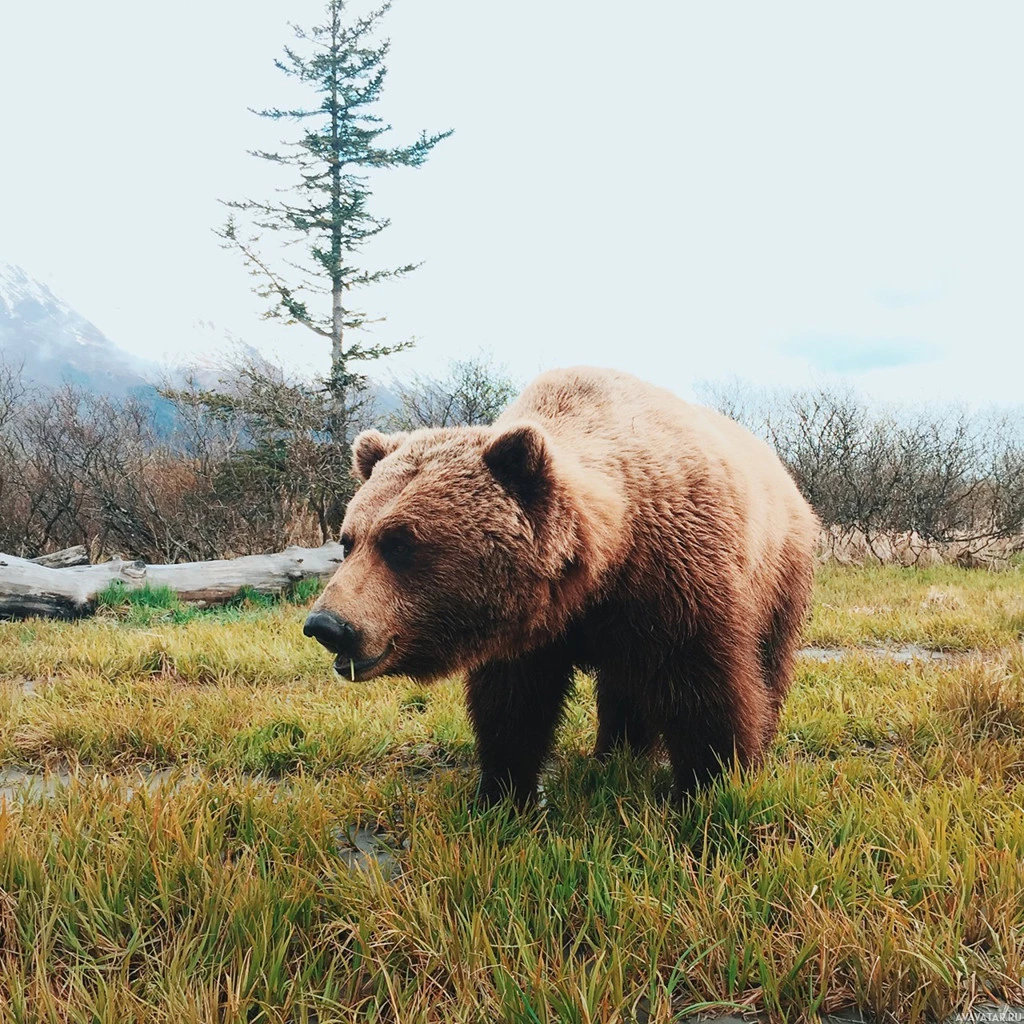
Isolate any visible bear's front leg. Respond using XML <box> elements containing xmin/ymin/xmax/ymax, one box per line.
<box><xmin>465</xmin><ymin>645</ymin><xmax>574</xmax><ymax>809</ymax></box>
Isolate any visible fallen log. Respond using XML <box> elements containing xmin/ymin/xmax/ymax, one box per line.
<box><xmin>143</xmin><ymin>544</ymin><xmax>344</xmax><ymax>604</ymax></box>
<box><xmin>29</xmin><ymin>545</ymin><xmax>91</xmax><ymax>568</ymax></box>
<box><xmin>0</xmin><ymin>556</ymin><xmax>145</xmax><ymax>620</ymax></box>
<box><xmin>0</xmin><ymin>543</ymin><xmax>344</xmax><ymax>620</ymax></box>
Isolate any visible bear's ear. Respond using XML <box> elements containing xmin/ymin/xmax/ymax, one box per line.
<box><xmin>352</xmin><ymin>430</ymin><xmax>408</xmax><ymax>482</ymax></box>
<box><xmin>484</xmin><ymin>423</ymin><xmax>550</xmax><ymax>504</ymax></box>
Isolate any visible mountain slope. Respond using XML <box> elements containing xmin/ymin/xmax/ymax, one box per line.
<box><xmin>0</xmin><ymin>263</ymin><xmax>156</xmax><ymax>394</ymax></box>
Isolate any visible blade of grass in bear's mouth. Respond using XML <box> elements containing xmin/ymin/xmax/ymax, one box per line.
<box><xmin>334</xmin><ymin>655</ymin><xmax>363</xmax><ymax>680</ymax></box>
<box><xmin>333</xmin><ymin>647</ymin><xmax>388</xmax><ymax>679</ymax></box>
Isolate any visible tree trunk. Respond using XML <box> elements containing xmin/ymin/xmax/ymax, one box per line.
<box><xmin>0</xmin><ymin>543</ymin><xmax>344</xmax><ymax>620</ymax></box>
<box><xmin>328</xmin><ymin>9</ymin><xmax>348</xmax><ymax>444</ymax></box>
<box><xmin>330</xmin><ymin>272</ymin><xmax>347</xmax><ymax>441</ymax></box>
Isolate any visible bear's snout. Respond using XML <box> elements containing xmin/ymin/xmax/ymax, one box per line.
<box><xmin>303</xmin><ymin>610</ymin><xmax>359</xmax><ymax>657</ymax></box>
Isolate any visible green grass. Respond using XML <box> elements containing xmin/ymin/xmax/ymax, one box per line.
<box><xmin>806</xmin><ymin>563</ymin><xmax>1024</xmax><ymax>650</ymax></box>
<box><xmin>0</xmin><ymin>565</ymin><xmax>1022</xmax><ymax>1022</ymax></box>
<box><xmin>92</xmin><ymin>580</ymin><xmax>326</xmax><ymax>628</ymax></box>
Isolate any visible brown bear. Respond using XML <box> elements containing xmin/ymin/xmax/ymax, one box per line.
<box><xmin>304</xmin><ymin>367</ymin><xmax>818</xmax><ymax>807</ymax></box>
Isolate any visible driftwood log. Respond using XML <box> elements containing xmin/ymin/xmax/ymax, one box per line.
<box><xmin>28</xmin><ymin>545</ymin><xmax>91</xmax><ymax>568</ymax></box>
<box><xmin>0</xmin><ymin>543</ymin><xmax>344</xmax><ymax>620</ymax></box>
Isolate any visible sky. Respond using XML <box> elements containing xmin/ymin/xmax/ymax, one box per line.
<box><xmin>1</xmin><ymin>1</ymin><xmax>1022</xmax><ymax>407</ymax></box>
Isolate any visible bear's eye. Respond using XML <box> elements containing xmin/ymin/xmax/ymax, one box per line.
<box><xmin>341</xmin><ymin>534</ymin><xmax>354</xmax><ymax>557</ymax></box>
<box><xmin>378</xmin><ymin>533</ymin><xmax>414</xmax><ymax>569</ymax></box>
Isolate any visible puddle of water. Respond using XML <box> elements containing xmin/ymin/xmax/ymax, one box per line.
<box><xmin>0</xmin><ymin>677</ymin><xmax>45</xmax><ymax>695</ymax></box>
<box><xmin>330</xmin><ymin>824</ymin><xmax>406</xmax><ymax>880</ymax></box>
<box><xmin>0</xmin><ymin>768</ymin><xmax>407</xmax><ymax>881</ymax></box>
<box><xmin>0</xmin><ymin>767</ymin><xmax>71</xmax><ymax>801</ymax></box>
<box><xmin>0</xmin><ymin>766</ymin><xmax>183</xmax><ymax>803</ymax></box>
<box><xmin>799</xmin><ymin>645</ymin><xmax>956</xmax><ymax>664</ymax></box>
<box><xmin>0</xmin><ymin>765</ymin><xmax>374</xmax><ymax>806</ymax></box>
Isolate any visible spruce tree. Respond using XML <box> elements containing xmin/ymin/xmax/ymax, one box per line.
<box><xmin>220</xmin><ymin>0</ymin><xmax>451</xmax><ymax>440</ymax></box>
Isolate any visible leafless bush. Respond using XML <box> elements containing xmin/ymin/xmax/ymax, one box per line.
<box><xmin>386</xmin><ymin>355</ymin><xmax>518</xmax><ymax>430</ymax></box>
<box><xmin>153</xmin><ymin>355</ymin><xmax>364</xmax><ymax>556</ymax></box>
<box><xmin>0</xmin><ymin>354</ymin><xmax>361</xmax><ymax>561</ymax></box>
<box><xmin>0</xmin><ymin>384</ymin><xmax>111</xmax><ymax>554</ymax></box>
<box><xmin>4</xmin><ymin>352</ymin><xmax>1020</xmax><ymax>566</ymax></box>
<box><xmin>697</xmin><ymin>379</ymin><xmax>1024</xmax><ymax>563</ymax></box>
<box><xmin>0</xmin><ymin>360</ymin><xmax>22</xmax><ymax>431</ymax></box>
<box><xmin>0</xmin><ymin>361</ymin><xmax>25</xmax><ymax>537</ymax></box>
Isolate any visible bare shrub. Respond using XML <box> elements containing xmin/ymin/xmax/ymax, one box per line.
<box><xmin>0</xmin><ymin>353</ymin><xmax>358</xmax><ymax>561</ymax></box>
<box><xmin>1</xmin><ymin>384</ymin><xmax>112</xmax><ymax>555</ymax></box>
<box><xmin>697</xmin><ymin>379</ymin><xmax>1024</xmax><ymax>564</ymax></box>
<box><xmin>386</xmin><ymin>355</ymin><xmax>518</xmax><ymax>430</ymax></box>
<box><xmin>3</xmin><ymin>353</ymin><xmax>1019</xmax><ymax>566</ymax></box>
<box><xmin>156</xmin><ymin>355</ymin><xmax>357</xmax><ymax>556</ymax></box>
<box><xmin>0</xmin><ymin>361</ymin><xmax>25</xmax><ymax>545</ymax></box>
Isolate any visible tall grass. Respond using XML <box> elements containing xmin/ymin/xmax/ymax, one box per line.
<box><xmin>0</xmin><ymin>565</ymin><xmax>1022</xmax><ymax>1022</ymax></box>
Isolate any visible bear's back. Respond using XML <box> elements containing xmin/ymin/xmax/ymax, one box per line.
<box><xmin>500</xmin><ymin>366</ymin><xmax>818</xmax><ymax>606</ymax></box>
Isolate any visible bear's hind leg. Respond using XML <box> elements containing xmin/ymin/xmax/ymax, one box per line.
<box><xmin>593</xmin><ymin>671</ymin><xmax>656</xmax><ymax>760</ymax></box>
<box><xmin>465</xmin><ymin>644</ymin><xmax>574</xmax><ymax>808</ymax></box>
<box><xmin>759</xmin><ymin>557</ymin><xmax>814</xmax><ymax>718</ymax></box>
<box><xmin>659</xmin><ymin>633</ymin><xmax>773</xmax><ymax>798</ymax></box>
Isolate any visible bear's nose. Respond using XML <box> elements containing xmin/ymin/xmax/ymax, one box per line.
<box><xmin>303</xmin><ymin>610</ymin><xmax>358</xmax><ymax>656</ymax></box>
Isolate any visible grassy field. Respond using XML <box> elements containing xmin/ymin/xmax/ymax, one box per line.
<box><xmin>0</xmin><ymin>565</ymin><xmax>1023</xmax><ymax>1023</ymax></box>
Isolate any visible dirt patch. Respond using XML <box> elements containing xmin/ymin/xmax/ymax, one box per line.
<box><xmin>799</xmin><ymin>645</ymin><xmax>958</xmax><ymax>664</ymax></box>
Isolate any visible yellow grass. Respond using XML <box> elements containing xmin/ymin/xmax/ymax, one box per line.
<box><xmin>0</xmin><ymin>565</ymin><xmax>1022</xmax><ymax>1022</ymax></box>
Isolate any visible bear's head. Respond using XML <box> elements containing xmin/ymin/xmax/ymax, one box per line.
<box><xmin>304</xmin><ymin>422</ymin><xmax>625</xmax><ymax>681</ymax></box>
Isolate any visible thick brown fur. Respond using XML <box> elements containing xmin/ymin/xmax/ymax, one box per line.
<box><xmin>311</xmin><ymin>367</ymin><xmax>819</xmax><ymax>807</ymax></box>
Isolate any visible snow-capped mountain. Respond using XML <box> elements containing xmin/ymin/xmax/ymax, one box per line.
<box><xmin>0</xmin><ymin>263</ymin><xmax>156</xmax><ymax>394</ymax></box>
